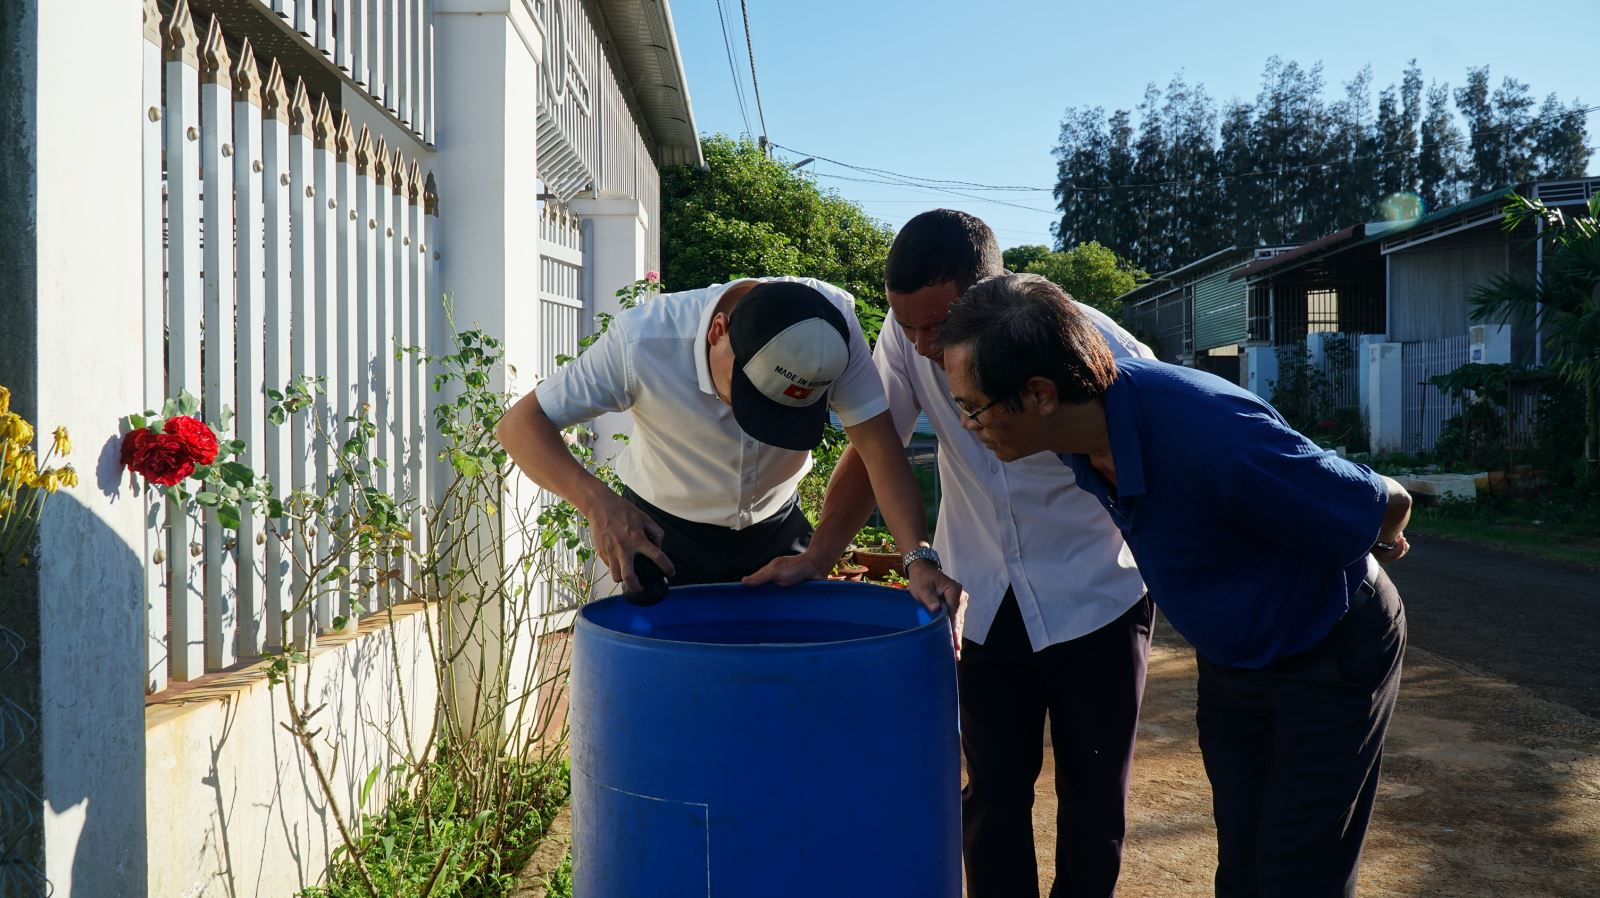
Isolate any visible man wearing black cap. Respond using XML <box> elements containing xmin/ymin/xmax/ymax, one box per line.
<box><xmin>497</xmin><ymin>276</ymin><xmax>965</xmax><ymax>618</ymax></box>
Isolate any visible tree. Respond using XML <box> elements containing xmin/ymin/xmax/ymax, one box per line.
<box><xmin>1534</xmin><ymin>94</ymin><xmax>1591</xmax><ymax>179</ymax></box>
<box><xmin>1003</xmin><ymin>245</ymin><xmax>1052</xmax><ymax>273</ymax></box>
<box><xmin>1217</xmin><ymin>100</ymin><xmax>1260</xmax><ymax>248</ymax></box>
<box><xmin>1161</xmin><ymin>74</ymin><xmax>1222</xmax><ymax>267</ymax></box>
<box><xmin>1472</xmin><ymin>193</ymin><xmax>1600</xmax><ymax>468</ymax></box>
<box><xmin>1023</xmin><ymin>242</ymin><xmax>1147</xmax><ymax>318</ymax></box>
<box><xmin>1046</xmin><ymin>58</ymin><xmax>1585</xmax><ymax>273</ymax></box>
<box><xmin>1399</xmin><ymin>61</ymin><xmax>1424</xmax><ymax>193</ymax></box>
<box><xmin>660</xmin><ymin>135</ymin><xmax>896</xmax><ymax>342</ymax></box>
<box><xmin>1419</xmin><ymin>79</ymin><xmax>1463</xmax><ymax>213</ymax></box>
<box><xmin>1492</xmin><ymin>75</ymin><xmax>1538</xmax><ymax>187</ymax></box>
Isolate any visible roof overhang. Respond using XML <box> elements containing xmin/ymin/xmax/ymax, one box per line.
<box><xmin>590</xmin><ymin>0</ymin><xmax>705</xmax><ymax>169</ymax></box>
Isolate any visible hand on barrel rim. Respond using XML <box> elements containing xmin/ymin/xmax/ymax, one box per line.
<box><xmin>909</xmin><ymin>563</ymin><xmax>966</xmax><ymax>660</ymax></box>
<box><xmin>583</xmin><ymin>490</ymin><xmax>676</xmax><ymax>595</ymax></box>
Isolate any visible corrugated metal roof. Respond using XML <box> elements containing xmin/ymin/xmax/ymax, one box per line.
<box><xmin>1114</xmin><ymin>246</ymin><xmax>1244</xmax><ymax>307</ymax></box>
<box><xmin>1231</xmin><ymin>224</ymin><xmax>1366</xmax><ymax>281</ymax></box>
<box><xmin>591</xmin><ymin>0</ymin><xmax>705</xmax><ymax>169</ymax></box>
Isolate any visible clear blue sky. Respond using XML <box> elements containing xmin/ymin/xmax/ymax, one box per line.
<box><xmin>669</xmin><ymin>0</ymin><xmax>1600</xmax><ymax>250</ymax></box>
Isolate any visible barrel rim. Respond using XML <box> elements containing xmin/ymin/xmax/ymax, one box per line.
<box><xmin>574</xmin><ymin>581</ymin><xmax>952</xmax><ymax>652</ymax></box>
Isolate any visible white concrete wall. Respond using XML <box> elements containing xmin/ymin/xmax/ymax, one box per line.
<box><xmin>146</xmin><ymin>605</ymin><xmax>440</xmax><ymax>898</ymax></box>
<box><xmin>13</xmin><ymin>0</ymin><xmax>153</xmax><ymax>892</ymax></box>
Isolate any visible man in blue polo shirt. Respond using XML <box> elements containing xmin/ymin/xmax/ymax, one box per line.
<box><xmin>940</xmin><ymin>273</ymin><xmax>1412</xmax><ymax>898</ymax></box>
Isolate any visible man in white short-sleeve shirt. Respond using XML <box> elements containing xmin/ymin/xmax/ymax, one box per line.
<box><xmin>497</xmin><ymin>276</ymin><xmax>965</xmax><ymax>618</ymax></box>
<box><xmin>750</xmin><ymin>212</ymin><xmax>1152</xmax><ymax>897</ymax></box>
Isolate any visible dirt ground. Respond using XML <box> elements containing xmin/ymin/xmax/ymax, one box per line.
<box><xmin>1029</xmin><ymin>539</ymin><xmax>1600</xmax><ymax>898</ymax></box>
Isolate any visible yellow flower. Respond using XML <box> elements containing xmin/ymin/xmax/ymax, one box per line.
<box><xmin>2</xmin><ymin>414</ymin><xmax>33</xmax><ymax>446</ymax></box>
<box><xmin>12</xmin><ymin>451</ymin><xmax>36</xmax><ymax>482</ymax></box>
<box><xmin>0</xmin><ymin>385</ymin><xmax>9</xmax><ymax>417</ymax></box>
<box><xmin>59</xmin><ymin>465</ymin><xmax>78</xmax><ymax>488</ymax></box>
<box><xmin>52</xmin><ymin>426</ymin><xmax>71</xmax><ymax>456</ymax></box>
<box><xmin>34</xmin><ymin>470</ymin><xmax>60</xmax><ymax>493</ymax></box>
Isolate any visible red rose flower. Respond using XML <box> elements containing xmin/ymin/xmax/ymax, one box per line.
<box><xmin>121</xmin><ymin>427</ymin><xmax>154</xmax><ymax>469</ymax></box>
<box><xmin>130</xmin><ymin>432</ymin><xmax>196</xmax><ymax>486</ymax></box>
<box><xmin>164</xmin><ymin>415</ymin><xmax>219</xmax><ymax>466</ymax></box>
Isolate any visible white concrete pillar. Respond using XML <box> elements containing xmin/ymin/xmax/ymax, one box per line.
<box><xmin>1367</xmin><ymin>342</ymin><xmax>1405</xmax><ymax>454</ymax></box>
<box><xmin>1356</xmin><ymin>334</ymin><xmax>1388</xmax><ymax>422</ymax></box>
<box><xmin>570</xmin><ymin>194</ymin><xmax>649</xmax><ymax>469</ymax></box>
<box><xmin>431</xmin><ymin>0</ymin><xmax>545</xmax><ymax>743</ymax></box>
<box><xmin>1244</xmin><ymin>344</ymin><xmax>1279</xmax><ymax>401</ymax></box>
<box><xmin>0</xmin><ymin>1</ymin><xmax>150</xmax><ymax>893</ymax></box>
<box><xmin>432</xmin><ymin>0</ymin><xmax>543</xmax><ymax>397</ymax></box>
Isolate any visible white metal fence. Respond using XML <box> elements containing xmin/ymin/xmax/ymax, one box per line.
<box><xmin>1317</xmin><ymin>333</ymin><xmax>1364</xmax><ymax>411</ymax></box>
<box><xmin>259</xmin><ymin>0</ymin><xmax>435</xmax><ymax>143</ymax></box>
<box><xmin>536</xmin><ymin>205</ymin><xmax>586</xmax><ymax>614</ymax></box>
<box><xmin>144</xmin><ymin>1</ymin><xmax>438</xmax><ymax>692</ymax></box>
<box><xmin>1400</xmin><ymin>336</ymin><xmax>1469</xmax><ymax>453</ymax></box>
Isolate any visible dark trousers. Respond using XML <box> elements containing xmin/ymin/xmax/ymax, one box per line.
<box><xmin>1196</xmin><ymin>568</ymin><xmax>1406</xmax><ymax>898</ymax></box>
<box><xmin>622</xmin><ymin>488</ymin><xmax>812</xmax><ymax>586</ymax></box>
<box><xmin>959</xmin><ymin>590</ymin><xmax>1154</xmax><ymax>898</ymax></box>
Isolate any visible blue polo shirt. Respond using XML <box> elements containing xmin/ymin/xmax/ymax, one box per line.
<box><xmin>1061</xmin><ymin>359</ymin><xmax>1388</xmax><ymax>669</ymax></box>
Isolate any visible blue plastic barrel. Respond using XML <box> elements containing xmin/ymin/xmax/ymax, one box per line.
<box><xmin>570</xmin><ymin>582</ymin><xmax>961</xmax><ymax>897</ymax></box>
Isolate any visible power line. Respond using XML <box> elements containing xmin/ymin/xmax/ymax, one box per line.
<box><xmin>712</xmin><ymin>0</ymin><xmax>753</xmax><ymax>139</ymax></box>
<box><xmin>739</xmin><ymin>0</ymin><xmax>770</xmax><ymax>148</ymax></box>
<box><xmin>806</xmin><ymin>169</ymin><xmax>1059</xmax><ymax>216</ymax></box>
<box><xmin>771</xmin><ymin>143</ymin><xmax>1049</xmax><ymax>192</ymax></box>
<box><xmin>774</xmin><ymin>102</ymin><xmax>1600</xmax><ymax>197</ymax></box>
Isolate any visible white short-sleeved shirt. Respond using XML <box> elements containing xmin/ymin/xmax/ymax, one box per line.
<box><xmin>535</xmin><ymin>277</ymin><xmax>888</xmax><ymax>529</ymax></box>
<box><xmin>875</xmin><ymin>302</ymin><xmax>1153</xmax><ymax>650</ymax></box>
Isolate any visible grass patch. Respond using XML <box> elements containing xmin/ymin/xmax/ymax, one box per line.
<box><xmin>1407</xmin><ymin>489</ymin><xmax>1600</xmax><ymax>570</ymax></box>
<box><xmin>544</xmin><ymin>850</ymin><xmax>573</xmax><ymax>898</ymax></box>
<box><xmin>1407</xmin><ymin>514</ymin><xmax>1600</xmax><ymax>569</ymax></box>
<box><xmin>300</xmin><ymin>754</ymin><xmax>571</xmax><ymax>898</ymax></box>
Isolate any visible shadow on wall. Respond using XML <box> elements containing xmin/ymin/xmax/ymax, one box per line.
<box><xmin>19</xmin><ymin>488</ymin><xmax>149</xmax><ymax>896</ymax></box>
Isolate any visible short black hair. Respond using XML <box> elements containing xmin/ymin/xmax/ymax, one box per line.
<box><xmin>941</xmin><ymin>273</ymin><xmax>1117</xmax><ymax>408</ymax></box>
<box><xmin>884</xmin><ymin>209</ymin><xmax>1004</xmax><ymax>295</ymax></box>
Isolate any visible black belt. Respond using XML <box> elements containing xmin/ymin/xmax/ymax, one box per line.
<box><xmin>1348</xmin><ymin>564</ymin><xmax>1379</xmax><ymax>615</ymax></box>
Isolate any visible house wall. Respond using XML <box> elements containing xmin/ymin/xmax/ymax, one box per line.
<box><xmin>1386</xmin><ymin>229</ymin><xmax>1511</xmax><ymax>343</ymax></box>
<box><xmin>146</xmin><ymin>605</ymin><xmax>440</xmax><ymax>898</ymax></box>
<box><xmin>1192</xmin><ymin>269</ymin><xmax>1248</xmax><ymax>351</ymax></box>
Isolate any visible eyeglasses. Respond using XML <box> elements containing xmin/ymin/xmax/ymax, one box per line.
<box><xmin>952</xmin><ymin>396</ymin><xmax>1003</xmax><ymax>428</ymax></box>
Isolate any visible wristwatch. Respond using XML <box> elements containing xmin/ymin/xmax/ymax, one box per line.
<box><xmin>902</xmin><ymin>546</ymin><xmax>941</xmax><ymax>574</ymax></box>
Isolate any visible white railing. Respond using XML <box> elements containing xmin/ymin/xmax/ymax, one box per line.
<box><xmin>144</xmin><ymin>0</ymin><xmax>438</xmax><ymax>692</ymax></box>
<box><xmin>256</xmin><ymin>0</ymin><xmax>434</xmax><ymax>143</ymax></box>
<box><xmin>536</xmin><ymin>205</ymin><xmax>586</xmax><ymax>614</ymax></box>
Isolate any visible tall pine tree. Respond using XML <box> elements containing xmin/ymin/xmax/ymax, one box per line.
<box><xmin>1046</xmin><ymin>58</ymin><xmax>1589</xmax><ymax>273</ymax></box>
<box><xmin>1419</xmin><ymin>79</ymin><xmax>1464</xmax><ymax>212</ymax></box>
<box><xmin>1534</xmin><ymin>94</ymin><xmax>1591</xmax><ymax>178</ymax></box>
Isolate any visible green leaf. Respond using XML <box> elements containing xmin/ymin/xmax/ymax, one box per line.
<box><xmin>216</xmin><ymin>503</ymin><xmax>240</xmax><ymax>530</ymax></box>
<box><xmin>321</xmin><ymin>565</ymin><xmax>351</xmax><ymax>583</ymax></box>
<box><xmin>217</xmin><ymin>461</ymin><xmax>256</xmax><ymax>487</ymax></box>
<box><xmin>195</xmin><ymin>490</ymin><xmax>222</xmax><ymax>507</ymax></box>
<box><xmin>357</xmin><ymin>763</ymin><xmax>383</xmax><ymax>812</ymax></box>
<box><xmin>266</xmin><ymin>407</ymin><xmax>286</xmax><ymax>426</ymax></box>
<box><xmin>177</xmin><ymin>391</ymin><xmax>200</xmax><ymax>416</ymax></box>
<box><xmin>129</xmin><ymin>414</ymin><xmax>147</xmax><ymax>430</ymax></box>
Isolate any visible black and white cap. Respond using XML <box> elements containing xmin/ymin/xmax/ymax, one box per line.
<box><xmin>727</xmin><ymin>281</ymin><xmax>851</xmax><ymax>451</ymax></box>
